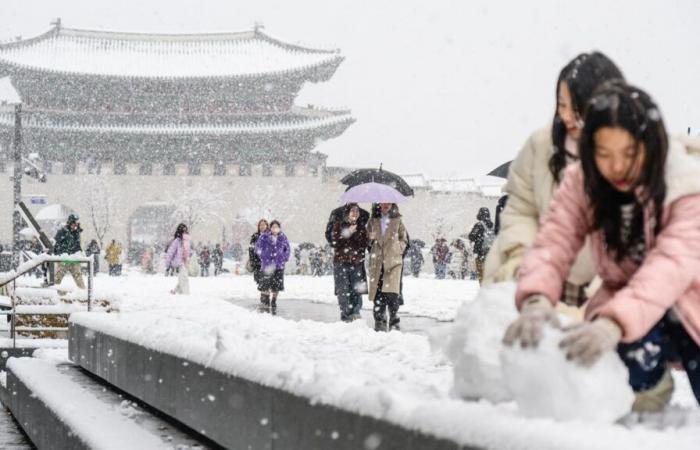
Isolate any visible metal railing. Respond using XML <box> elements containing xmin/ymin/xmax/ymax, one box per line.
<box><xmin>0</xmin><ymin>254</ymin><xmax>93</xmax><ymax>347</ymax></box>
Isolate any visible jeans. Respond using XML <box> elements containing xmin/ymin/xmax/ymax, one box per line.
<box><xmin>333</xmin><ymin>262</ymin><xmax>367</xmax><ymax>320</ymax></box>
<box><xmin>373</xmin><ymin>267</ymin><xmax>400</xmax><ymax>326</ymax></box>
<box><xmin>617</xmin><ymin>315</ymin><xmax>700</xmax><ymax>404</ymax></box>
<box><xmin>434</xmin><ymin>263</ymin><xmax>447</xmax><ymax>279</ymax></box>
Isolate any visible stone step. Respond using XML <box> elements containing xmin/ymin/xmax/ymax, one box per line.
<box><xmin>2</xmin><ymin>356</ymin><xmax>213</xmax><ymax>450</ymax></box>
<box><xmin>69</xmin><ymin>321</ymin><xmax>466</xmax><ymax>450</ymax></box>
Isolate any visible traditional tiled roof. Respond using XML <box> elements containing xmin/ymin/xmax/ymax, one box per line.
<box><xmin>0</xmin><ymin>25</ymin><xmax>343</xmax><ymax>79</ymax></box>
<box><xmin>0</xmin><ymin>105</ymin><xmax>354</xmax><ymax>135</ymax></box>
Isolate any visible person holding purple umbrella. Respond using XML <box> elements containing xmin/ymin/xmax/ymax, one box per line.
<box><xmin>255</xmin><ymin>220</ymin><xmax>291</xmax><ymax>310</ymax></box>
<box><xmin>367</xmin><ymin>203</ymin><xmax>409</xmax><ymax>331</ymax></box>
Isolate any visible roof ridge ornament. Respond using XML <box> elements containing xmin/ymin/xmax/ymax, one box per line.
<box><xmin>50</xmin><ymin>18</ymin><xmax>62</xmax><ymax>30</ymax></box>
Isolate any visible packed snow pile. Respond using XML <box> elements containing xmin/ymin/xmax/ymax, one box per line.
<box><xmin>501</xmin><ymin>325</ymin><xmax>635</xmax><ymax>423</ymax></box>
<box><xmin>437</xmin><ymin>282</ymin><xmax>518</xmax><ymax>402</ymax></box>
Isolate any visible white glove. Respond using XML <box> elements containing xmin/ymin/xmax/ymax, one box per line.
<box><xmin>502</xmin><ymin>294</ymin><xmax>559</xmax><ymax>348</ymax></box>
<box><xmin>559</xmin><ymin>317</ymin><xmax>623</xmax><ymax>367</ymax></box>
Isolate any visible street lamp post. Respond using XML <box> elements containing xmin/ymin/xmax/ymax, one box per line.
<box><xmin>12</xmin><ymin>104</ymin><xmax>22</xmax><ymax>269</ymax></box>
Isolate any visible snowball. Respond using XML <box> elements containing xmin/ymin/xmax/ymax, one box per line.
<box><xmin>500</xmin><ymin>326</ymin><xmax>634</xmax><ymax>423</ymax></box>
<box><xmin>437</xmin><ymin>282</ymin><xmax>518</xmax><ymax>403</ymax></box>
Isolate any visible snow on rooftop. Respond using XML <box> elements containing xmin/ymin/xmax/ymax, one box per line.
<box><xmin>0</xmin><ymin>108</ymin><xmax>354</xmax><ymax>135</ymax></box>
<box><xmin>0</xmin><ymin>77</ymin><xmax>20</xmax><ymax>104</ymax></box>
<box><xmin>401</xmin><ymin>174</ymin><xmax>429</xmax><ymax>188</ymax></box>
<box><xmin>429</xmin><ymin>178</ymin><xmax>479</xmax><ymax>193</ymax></box>
<box><xmin>0</xmin><ymin>26</ymin><xmax>342</xmax><ymax>78</ymax></box>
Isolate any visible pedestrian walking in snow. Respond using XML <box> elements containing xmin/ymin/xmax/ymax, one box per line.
<box><xmin>53</xmin><ymin>214</ymin><xmax>86</xmax><ymax>289</ymax></box>
<box><xmin>199</xmin><ymin>246</ymin><xmax>211</xmax><ymax>277</ymax></box>
<box><xmin>468</xmin><ymin>208</ymin><xmax>494</xmax><ymax>283</ymax></box>
<box><xmin>248</xmin><ymin>219</ymin><xmax>269</xmax><ymax>297</ymax></box>
<box><xmin>368</xmin><ymin>203</ymin><xmax>408</xmax><ymax>331</ymax></box>
<box><xmin>105</xmin><ymin>239</ymin><xmax>122</xmax><ymax>276</ymax></box>
<box><xmin>504</xmin><ymin>82</ymin><xmax>700</xmax><ymax>411</ymax></box>
<box><xmin>331</xmin><ymin>203</ymin><xmax>369</xmax><ymax>321</ymax></box>
<box><xmin>408</xmin><ymin>241</ymin><xmax>424</xmax><ymax>278</ymax></box>
<box><xmin>447</xmin><ymin>239</ymin><xmax>469</xmax><ymax>280</ymax></box>
<box><xmin>255</xmin><ymin>220</ymin><xmax>290</xmax><ymax>309</ymax></box>
<box><xmin>85</xmin><ymin>239</ymin><xmax>101</xmax><ymax>276</ymax></box>
<box><xmin>212</xmin><ymin>244</ymin><xmax>224</xmax><ymax>276</ymax></box>
<box><xmin>430</xmin><ymin>238</ymin><xmax>450</xmax><ymax>279</ymax></box>
<box><xmin>166</xmin><ymin>223</ymin><xmax>191</xmax><ymax>295</ymax></box>
<box><xmin>484</xmin><ymin>52</ymin><xmax>624</xmax><ymax>307</ymax></box>
<box><xmin>494</xmin><ymin>195</ymin><xmax>508</xmax><ymax>235</ymax></box>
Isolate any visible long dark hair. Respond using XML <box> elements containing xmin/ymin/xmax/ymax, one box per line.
<box><xmin>579</xmin><ymin>81</ymin><xmax>668</xmax><ymax>261</ymax></box>
<box><xmin>371</xmin><ymin>203</ymin><xmax>401</xmax><ymax>218</ymax></box>
<box><xmin>550</xmin><ymin>52</ymin><xmax>625</xmax><ymax>183</ymax></box>
<box><xmin>174</xmin><ymin>223</ymin><xmax>188</xmax><ymax>239</ymax></box>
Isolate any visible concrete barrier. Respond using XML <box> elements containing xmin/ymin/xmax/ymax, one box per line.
<box><xmin>69</xmin><ymin>322</ymin><xmax>474</xmax><ymax>450</ymax></box>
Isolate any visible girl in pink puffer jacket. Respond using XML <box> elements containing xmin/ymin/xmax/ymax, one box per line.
<box><xmin>504</xmin><ymin>81</ymin><xmax>700</xmax><ymax>409</ymax></box>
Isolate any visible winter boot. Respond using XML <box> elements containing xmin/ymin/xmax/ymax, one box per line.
<box><xmin>389</xmin><ymin>317</ymin><xmax>401</xmax><ymax>331</ymax></box>
<box><xmin>271</xmin><ymin>296</ymin><xmax>277</xmax><ymax>310</ymax></box>
<box><xmin>374</xmin><ymin>320</ymin><xmax>387</xmax><ymax>332</ymax></box>
<box><xmin>260</xmin><ymin>293</ymin><xmax>270</xmax><ymax>306</ymax></box>
<box><xmin>632</xmin><ymin>365</ymin><xmax>675</xmax><ymax>413</ymax></box>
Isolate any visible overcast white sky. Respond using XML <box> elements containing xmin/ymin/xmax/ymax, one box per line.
<box><xmin>2</xmin><ymin>0</ymin><xmax>699</xmax><ymax>178</ymax></box>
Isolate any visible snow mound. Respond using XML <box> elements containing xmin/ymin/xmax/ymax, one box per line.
<box><xmin>437</xmin><ymin>282</ymin><xmax>518</xmax><ymax>403</ymax></box>
<box><xmin>501</xmin><ymin>325</ymin><xmax>635</xmax><ymax>423</ymax></box>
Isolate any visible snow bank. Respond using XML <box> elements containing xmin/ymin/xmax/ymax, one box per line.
<box><xmin>501</xmin><ymin>325</ymin><xmax>635</xmax><ymax>423</ymax></box>
<box><xmin>437</xmin><ymin>282</ymin><xmax>518</xmax><ymax>402</ymax></box>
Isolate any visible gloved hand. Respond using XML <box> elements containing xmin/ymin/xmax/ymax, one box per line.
<box><xmin>502</xmin><ymin>294</ymin><xmax>559</xmax><ymax>348</ymax></box>
<box><xmin>559</xmin><ymin>317</ymin><xmax>623</xmax><ymax>367</ymax></box>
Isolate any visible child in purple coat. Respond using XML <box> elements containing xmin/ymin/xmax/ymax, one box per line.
<box><xmin>255</xmin><ymin>220</ymin><xmax>290</xmax><ymax>308</ymax></box>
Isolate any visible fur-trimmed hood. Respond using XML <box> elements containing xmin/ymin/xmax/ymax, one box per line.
<box><xmin>664</xmin><ymin>138</ymin><xmax>700</xmax><ymax>206</ymax></box>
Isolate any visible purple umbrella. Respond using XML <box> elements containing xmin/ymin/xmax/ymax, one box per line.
<box><xmin>340</xmin><ymin>182</ymin><xmax>408</xmax><ymax>204</ymax></box>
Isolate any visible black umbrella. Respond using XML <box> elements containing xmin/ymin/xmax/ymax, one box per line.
<box><xmin>341</xmin><ymin>167</ymin><xmax>414</xmax><ymax>197</ymax></box>
<box><xmin>488</xmin><ymin>161</ymin><xmax>512</xmax><ymax>179</ymax></box>
<box><xmin>411</xmin><ymin>239</ymin><xmax>426</xmax><ymax>248</ymax></box>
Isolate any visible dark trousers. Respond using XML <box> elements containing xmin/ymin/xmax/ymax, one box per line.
<box><xmin>373</xmin><ymin>267</ymin><xmax>400</xmax><ymax>325</ymax></box>
<box><xmin>333</xmin><ymin>262</ymin><xmax>366</xmax><ymax>320</ymax></box>
<box><xmin>617</xmin><ymin>315</ymin><xmax>700</xmax><ymax>404</ymax></box>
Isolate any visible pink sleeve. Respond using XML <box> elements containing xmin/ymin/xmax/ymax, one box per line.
<box><xmin>594</xmin><ymin>194</ymin><xmax>700</xmax><ymax>342</ymax></box>
<box><xmin>515</xmin><ymin>164</ymin><xmax>591</xmax><ymax>309</ymax></box>
<box><xmin>182</xmin><ymin>236</ymin><xmax>190</xmax><ymax>262</ymax></box>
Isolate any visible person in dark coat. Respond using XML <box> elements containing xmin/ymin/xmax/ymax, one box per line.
<box><xmin>430</xmin><ymin>238</ymin><xmax>450</xmax><ymax>279</ymax></box>
<box><xmin>331</xmin><ymin>203</ymin><xmax>369</xmax><ymax>321</ymax></box>
<box><xmin>255</xmin><ymin>220</ymin><xmax>290</xmax><ymax>309</ymax></box>
<box><xmin>199</xmin><ymin>246</ymin><xmax>211</xmax><ymax>277</ymax></box>
<box><xmin>212</xmin><ymin>244</ymin><xmax>224</xmax><ymax>276</ymax></box>
<box><xmin>325</xmin><ymin>204</ymin><xmax>370</xmax><ymax>247</ymax></box>
<box><xmin>494</xmin><ymin>195</ymin><xmax>508</xmax><ymax>235</ymax></box>
<box><xmin>468</xmin><ymin>207</ymin><xmax>495</xmax><ymax>282</ymax></box>
<box><xmin>85</xmin><ymin>239</ymin><xmax>101</xmax><ymax>276</ymax></box>
<box><xmin>248</xmin><ymin>219</ymin><xmax>269</xmax><ymax>299</ymax></box>
<box><xmin>53</xmin><ymin>214</ymin><xmax>86</xmax><ymax>289</ymax></box>
<box><xmin>408</xmin><ymin>241</ymin><xmax>424</xmax><ymax>277</ymax></box>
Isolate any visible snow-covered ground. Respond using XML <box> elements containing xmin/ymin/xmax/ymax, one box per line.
<box><xmin>84</xmin><ymin>270</ymin><xmax>477</xmax><ymax>322</ymax></box>
<box><xmin>44</xmin><ymin>270</ymin><xmax>699</xmax><ymax>450</ymax></box>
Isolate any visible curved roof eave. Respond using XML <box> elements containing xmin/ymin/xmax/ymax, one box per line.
<box><xmin>0</xmin><ymin>56</ymin><xmax>344</xmax><ymax>82</ymax></box>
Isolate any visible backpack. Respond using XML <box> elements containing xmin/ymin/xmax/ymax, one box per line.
<box><xmin>482</xmin><ymin>222</ymin><xmax>496</xmax><ymax>253</ymax></box>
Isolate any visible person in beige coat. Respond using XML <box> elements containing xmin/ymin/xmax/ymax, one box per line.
<box><xmin>484</xmin><ymin>51</ymin><xmax>624</xmax><ymax>308</ymax></box>
<box><xmin>367</xmin><ymin>203</ymin><xmax>408</xmax><ymax>332</ymax></box>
